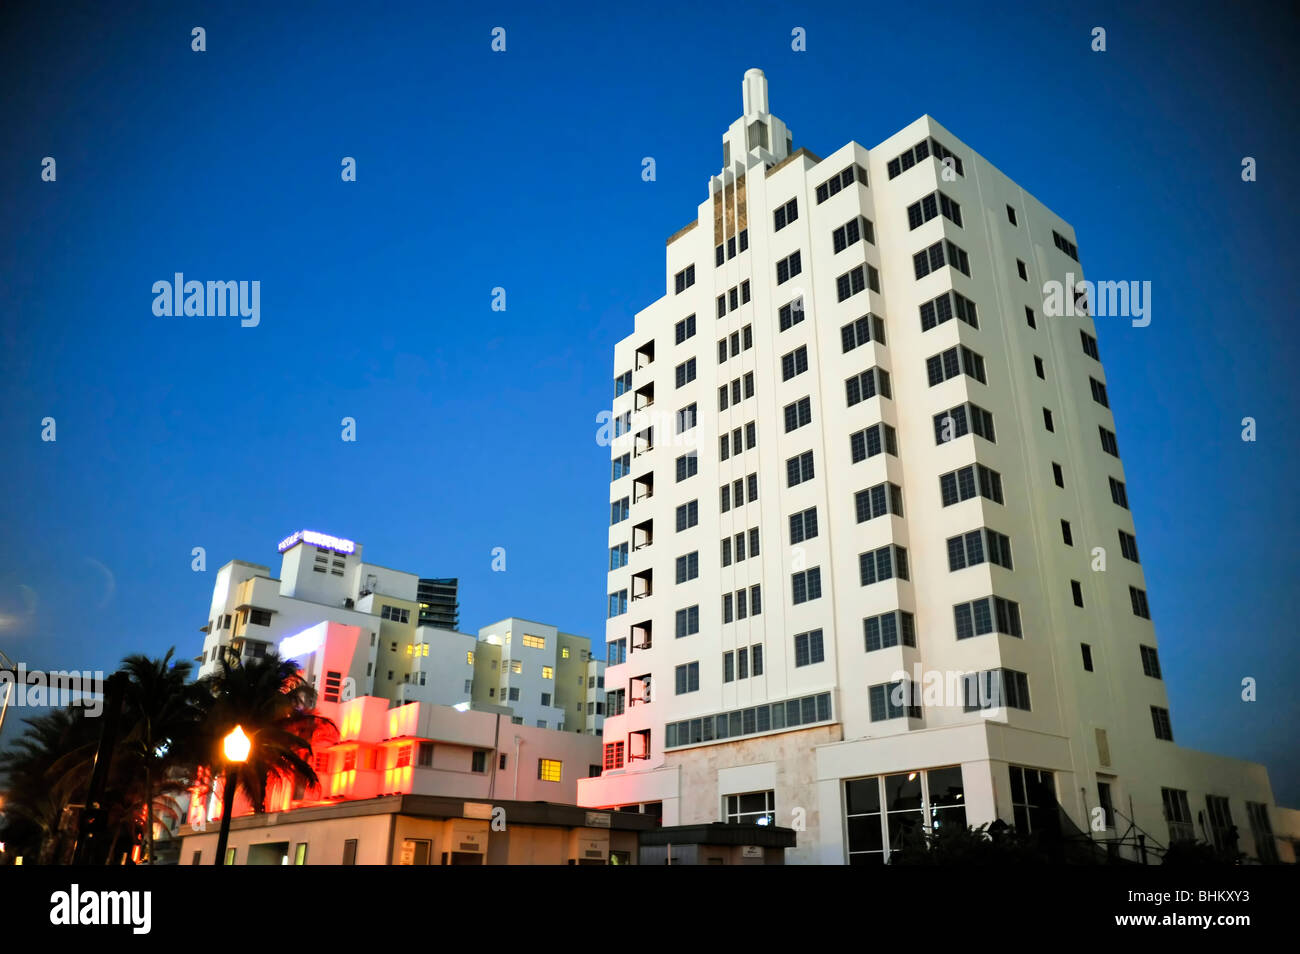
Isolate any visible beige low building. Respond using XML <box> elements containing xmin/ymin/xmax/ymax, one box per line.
<box><xmin>178</xmin><ymin>795</ymin><xmax>655</xmax><ymax>865</ymax></box>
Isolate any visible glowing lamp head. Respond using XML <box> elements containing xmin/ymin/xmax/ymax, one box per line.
<box><xmin>223</xmin><ymin>725</ymin><xmax>251</xmax><ymax>763</ymax></box>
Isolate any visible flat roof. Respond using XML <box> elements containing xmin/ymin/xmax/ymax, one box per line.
<box><xmin>179</xmin><ymin>795</ymin><xmax>659</xmax><ymax>836</ymax></box>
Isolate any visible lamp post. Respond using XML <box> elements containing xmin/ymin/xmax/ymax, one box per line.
<box><xmin>213</xmin><ymin>726</ymin><xmax>250</xmax><ymax>865</ymax></box>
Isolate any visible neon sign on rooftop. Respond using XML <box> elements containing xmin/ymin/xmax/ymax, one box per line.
<box><xmin>277</xmin><ymin>529</ymin><xmax>357</xmax><ymax>555</ymax></box>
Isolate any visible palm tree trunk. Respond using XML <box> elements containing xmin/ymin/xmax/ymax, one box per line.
<box><xmin>144</xmin><ymin>764</ymin><xmax>155</xmax><ymax>865</ymax></box>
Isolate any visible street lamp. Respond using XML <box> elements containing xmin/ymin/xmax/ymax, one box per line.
<box><xmin>213</xmin><ymin>726</ymin><xmax>250</xmax><ymax>865</ymax></box>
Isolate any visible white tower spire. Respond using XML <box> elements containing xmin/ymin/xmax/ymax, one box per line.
<box><xmin>719</xmin><ymin>67</ymin><xmax>792</xmax><ymax>173</ymax></box>
<box><xmin>742</xmin><ymin>68</ymin><xmax>769</xmax><ymax>116</ymax></box>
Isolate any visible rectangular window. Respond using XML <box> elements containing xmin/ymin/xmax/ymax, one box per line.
<box><xmin>538</xmin><ymin>759</ymin><xmax>563</xmax><ymax>782</ymax></box>
<box><xmin>1052</xmin><ymin>230</ymin><xmax>1080</xmax><ymax>261</ymax></box>
<box><xmin>1109</xmin><ymin>477</ymin><xmax>1129</xmax><ymax>508</ymax></box>
<box><xmin>610</xmin><ymin>497</ymin><xmax>629</xmax><ymax>525</ymax></box>
<box><xmin>1151</xmin><ymin>706</ymin><xmax>1174</xmax><ymax>742</ymax></box>
<box><xmin>815</xmin><ymin>163</ymin><xmax>867</xmax><ymax>203</ymax></box>
<box><xmin>854</xmin><ymin>481</ymin><xmax>904</xmax><ymax>523</ymax></box>
<box><xmin>962</xmin><ymin>669</ymin><xmax>1031</xmax><ymax>711</ymax></box>
<box><xmin>675</xmin><ymin>551</ymin><xmax>699</xmax><ymax>583</ymax></box>
<box><xmin>783</xmin><ymin>396</ymin><xmax>812</xmax><ymax>433</ymax></box>
<box><xmin>675</xmin><ymin>451</ymin><xmax>698</xmax><ymax>482</ymax></box>
<box><xmin>869</xmin><ymin>681</ymin><xmax>921</xmax><ymax>721</ymax></box>
<box><xmin>792</xmin><ymin>567</ymin><xmax>822</xmax><ymax>604</ymax></box>
<box><xmin>938</xmin><ymin>464</ymin><xmax>1002</xmax><ymax>507</ymax></box>
<box><xmin>864</xmin><ymin>610</ymin><xmax>917</xmax><ymax>651</ymax></box>
<box><xmin>773</xmin><ymin>197</ymin><xmax>798</xmax><ymax>231</ymax></box>
<box><xmin>835</xmin><ymin>264</ymin><xmax>878</xmax><ymax>302</ymax></box>
<box><xmin>925</xmin><ymin>345</ymin><xmax>986</xmax><ymax>387</ymax></box>
<box><xmin>676</xmin><ymin>403</ymin><xmax>697</xmax><ymax>434</ymax></box>
<box><xmin>1089</xmin><ymin>376</ymin><xmax>1109</xmax><ymax>407</ymax></box>
<box><xmin>953</xmin><ymin>596</ymin><xmax>1022</xmax><ymax>640</ymax></box>
<box><xmin>607</xmin><ymin>590</ymin><xmax>627</xmax><ymax>618</ymax></box>
<box><xmin>919</xmin><ymin>291</ymin><xmax>978</xmax><ymax>332</ymax></box>
<box><xmin>793</xmin><ymin>629</ymin><xmax>825</xmax><ymax>666</ymax></box>
<box><xmin>1118</xmin><ymin>530</ymin><xmax>1140</xmax><ymax>563</ymax></box>
<box><xmin>946</xmin><ymin>528</ymin><xmax>1012</xmax><ymax>571</ymax></box>
<box><xmin>775</xmin><ymin>251</ymin><xmax>802</xmax><ymax>285</ymax></box>
<box><xmin>1140</xmin><ymin>644</ymin><xmax>1162</xmax><ymax>679</ymax></box>
<box><xmin>859</xmin><ymin>545</ymin><xmax>909</xmax><ymax>585</ymax></box>
<box><xmin>609</xmin><ymin>542</ymin><xmax>628</xmax><ymax>569</ymax></box>
<box><xmin>676</xmin><ymin>605</ymin><xmax>700</xmax><ymax>638</ymax></box>
<box><xmin>934</xmin><ymin>403</ymin><xmax>995</xmax><ymax>445</ymax></box>
<box><xmin>1081</xmin><ymin>644</ymin><xmax>1094</xmax><ymax>672</ymax></box>
<box><xmin>1081</xmin><ymin>330</ymin><xmax>1100</xmax><ymax>360</ymax></box>
<box><xmin>674</xmin><ymin>314</ymin><xmax>696</xmax><ymax>344</ymax></box>
<box><xmin>841</xmin><ymin>313</ymin><xmax>886</xmax><ymax>351</ymax></box>
<box><xmin>674</xmin><ymin>358</ymin><xmax>696</xmax><ymax>388</ymax></box>
<box><xmin>675</xmin><ymin>500</ymin><xmax>699</xmax><ymax>532</ymax></box>
<box><xmin>1130</xmin><ymin>586</ymin><xmax>1150</xmax><ymax>619</ymax></box>
<box><xmin>906</xmin><ymin>190</ymin><xmax>962</xmax><ymax>229</ymax></box>
<box><xmin>1099</xmin><ymin>427</ymin><xmax>1120</xmax><ymax>457</ymax></box>
<box><xmin>832</xmin><ymin>215</ymin><xmax>874</xmax><ymax>252</ymax></box>
<box><xmin>789</xmin><ymin>506</ymin><xmax>818</xmax><ymax>544</ymax></box>
<box><xmin>778</xmin><ymin>296</ymin><xmax>805</xmax><ymax>331</ymax></box>
<box><xmin>846</xmin><ymin>367</ymin><xmax>892</xmax><ymax>406</ymax></box>
<box><xmin>781</xmin><ymin>345</ymin><xmax>809</xmax><ymax>381</ymax></box>
<box><xmin>675</xmin><ymin>661</ymin><xmax>700</xmax><ymax>694</ymax></box>
<box><xmin>674</xmin><ymin>265</ymin><xmax>695</xmax><ymax>294</ymax></box>
<box><xmin>849</xmin><ymin>423</ymin><xmax>898</xmax><ymax>463</ymax></box>
<box><xmin>912</xmin><ymin>239</ymin><xmax>970</xmax><ymax>279</ymax></box>
<box><xmin>786</xmin><ymin>450</ymin><xmax>815</xmax><ymax>487</ymax></box>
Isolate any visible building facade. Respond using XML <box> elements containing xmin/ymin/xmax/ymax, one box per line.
<box><xmin>196</xmin><ymin>532</ymin><xmax>603</xmax><ymax>736</ymax></box>
<box><xmin>417</xmin><ymin>577</ymin><xmax>459</xmax><ymax>630</ymax></box>
<box><xmin>581</xmin><ymin>69</ymin><xmax>1289</xmax><ymax>864</ymax></box>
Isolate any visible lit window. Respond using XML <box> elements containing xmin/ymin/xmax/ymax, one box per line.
<box><xmin>538</xmin><ymin>759</ymin><xmax>562</xmax><ymax>783</ymax></box>
<box><xmin>542</xmin><ymin>666</ymin><xmax>554</xmax><ymax>679</ymax></box>
<box><xmin>522</xmin><ymin>634</ymin><xmax>546</xmax><ymax>649</ymax></box>
<box><xmin>511</xmin><ymin>660</ymin><xmax>522</xmax><ymax>674</ymax></box>
<box><xmin>466</xmin><ymin>651</ymin><xmax>474</xmax><ymax>665</ymax></box>
<box><xmin>562</xmin><ymin>647</ymin><xmax>570</xmax><ymax>658</ymax></box>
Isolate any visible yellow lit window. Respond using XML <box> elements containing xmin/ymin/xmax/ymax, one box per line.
<box><xmin>511</xmin><ymin>660</ymin><xmax>522</xmax><ymax>674</ymax></box>
<box><xmin>467</xmin><ymin>651</ymin><xmax>475</xmax><ymax>664</ymax></box>
<box><xmin>538</xmin><ymin>759</ymin><xmax>562</xmax><ymax>783</ymax></box>
<box><xmin>542</xmin><ymin>666</ymin><xmax>554</xmax><ymax>679</ymax></box>
<box><xmin>522</xmin><ymin>634</ymin><xmax>546</xmax><ymax>650</ymax></box>
<box><xmin>561</xmin><ymin>647</ymin><xmax>570</xmax><ymax>658</ymax></box>
<box><xmin>422</xmin><ymin>644</ymin><xmax>429</xmax><ymax>656</ymax></box>
<box><xmin>504</xmin><ymin>632</ymin><xmax>511</xmax><ymax>645</ymax></box>
<box><xmin>406</xmin><ymin>644</ymin><xmax>412</xmax><ymax>655</ymax></box>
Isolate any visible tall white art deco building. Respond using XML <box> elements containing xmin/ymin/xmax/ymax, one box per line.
<box><xmin>578</xmin><ymin>69</ymin><xmax>1289</xmax><ymax>864</ymax></box>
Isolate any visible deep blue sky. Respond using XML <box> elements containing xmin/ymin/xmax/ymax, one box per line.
<box><xmin>2</xmin><ymin>1</ymin><xmax>1297</xmax><ymax>803</ymax></box>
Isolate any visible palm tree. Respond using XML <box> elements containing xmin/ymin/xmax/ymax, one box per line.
<box><xmin>194</xmin><ymin>650</ymin><xmax>336</xmax><ymax>863</ymax></box>
<box><xmin>119</xmin><ymin>648</ymin><xmax>201</xmax><ymax>863</ymax></box>
<box><xmin>0</xmin><ymin>707</ymin><xmax>99</xmax><ymax>863</ymax></box>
